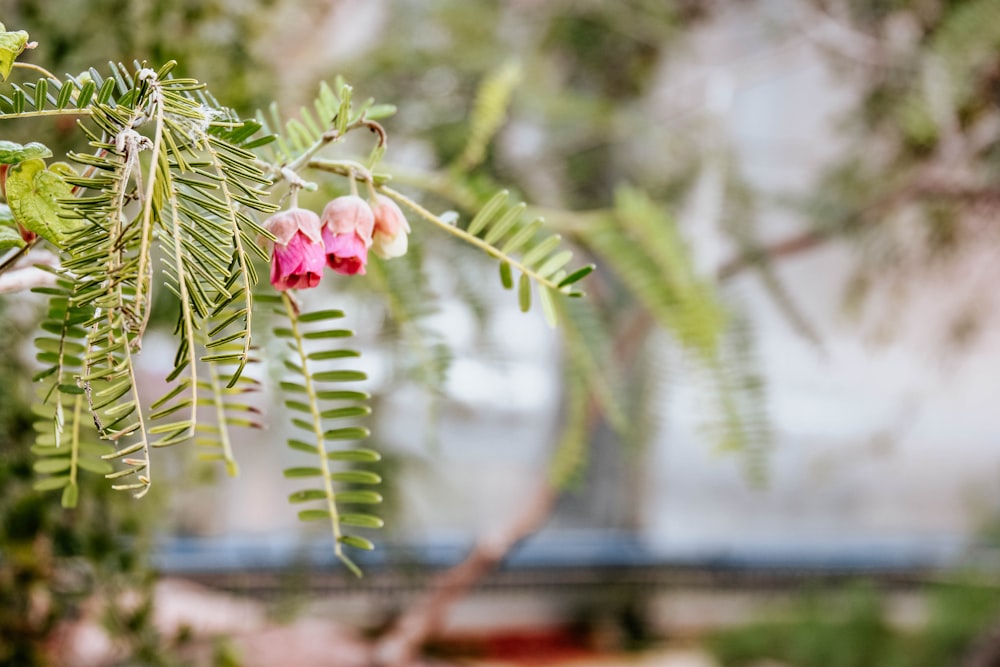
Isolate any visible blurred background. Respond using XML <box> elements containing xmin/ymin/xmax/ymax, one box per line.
<box><xmin>3</xmin><ymin>0</ymin><xmax>1000</xmax><ymax>665</ymax></box>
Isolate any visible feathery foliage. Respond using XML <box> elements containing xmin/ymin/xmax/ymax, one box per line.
<box><xmin>0</xmin><ymin>17</ymin><xmax>772</xmax><ymax>579</ymax></box>
<box><xmin>254</xmin><ymin>77</ymin><xmax>396</xmax><ymax>169</ymax></box>
<box><xmin>7</xmin><ymin>61</ymin><xmax>279</xmax><ymax>498</ymax></box>
<box><xmin>453</xmin><ymin>60</ymin><xmax>521</xmax><ymax>171</ymax></box>
<box><xmin>260</xmin><ymin>292</ymin><xmax>381</xmax><ymax>575</ymax></box>
<box><xmin>380</xmin><ymin>186</ymin><xmax>594</xmax><ymax>325</ymax></box>
<box><xmin>366</xmin><ymin>249</ymin><xmax>451</xmax><ymax>392</ymax></box>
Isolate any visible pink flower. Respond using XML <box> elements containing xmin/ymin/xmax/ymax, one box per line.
<box><xmin>320</xmin><ymin>195</ymin><xmax>374</xmax><ymax>276</ymax></box>
<box><xmin>262</xmin><ymin>207</ymin><xmax>326</xmax><ymax>291</ymax></box>
<box><xmin>370</xmin><ymin>194</ymin><xmax>410</xmax><ymax>259</ymax></box>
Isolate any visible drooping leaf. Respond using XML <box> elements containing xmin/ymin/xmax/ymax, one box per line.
<box><xmin>0</xmin><ymin>26</ymin><xmax>29</xmax><ymax>81</ymax></box>
<box><xmin>6</xmin><ymin>158</ymin><xmax>80</xmax><ymax>247</ymax></box>
<box><xmin>0</xmin><ymin>140</ymin><xmax>51</xmax><ymax>164</ymax></box>
<box><xmin>0</xmin><ymin>223</ymin><xmax>24</xmax><ymax>251</ymax></box>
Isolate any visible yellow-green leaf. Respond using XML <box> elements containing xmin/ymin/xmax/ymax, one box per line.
<box><xmin>33</xmin><ymin>458</ymin><xmax>70</xmax><ymax>474</ymax></box>
<box><xmin>33</xmin><ymin>476</ymin><xmax>70</xmax><ymax>492</ymax></box>
<box><xmin>6</xmin><ymin>159</ymin><xmax>81</xmax><ymax>247</ymax></box>
<box><xmin>0</xmin><ymin>140</ymin><xmax>51</xmax><ymax>164</ymax></box>
<box><xmin>0</xmin><ymin>223</ymin><xmax>24</xmax><ymax>251</ymax></box>
<box><xmin>61</xmin><ymin>483</ymin><xmax>79</xmax><ymax>508</ymax></box>
<box><xmin>518</xmin><ymin>272</ymin><xmax>531</xmax><ymax>312</ymax></box>
<box><xmin>0</xmin><ymin>27</ymin><xmax>29</xmax><ymax>82</ymax></box>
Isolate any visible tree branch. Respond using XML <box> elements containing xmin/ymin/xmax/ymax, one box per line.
<box><xmin>0</xmin><ymin>250</ymin><xmax>59</xmax><ymax>293</ymax></box>
<box><xmin>716</xmin><ymin>182</ymin><xmax>1000</xmax><ymax>282</ymax></box>
<box><xmin>373</xmin><ymin>485</ymin><xmax>556</xmax><ymax>667</ymax></box>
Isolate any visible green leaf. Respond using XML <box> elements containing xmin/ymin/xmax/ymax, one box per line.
<box><xmin>297</xmin><ymin>509</ymin><xmax>330</xmax><ymax>522</ymax></box>
<box><xmin>0</xmin><ymin>141</ymin><xmax>51</xmax><ymax>164</ymax></box>
<box><xmin>338</xmin><ymin>535</ymin><xmax>374</xmax><ymax>551</ymax></box>
<box><xmin>289</xmin><ymin>489</ymin><xmax>326</xmax><ymax>503</ymax></box>
<box><xmin>557</xmin><ymin>264</ymin><xmax>595</xmax><ymax>288</ymax></box>
<box><xmin>366</xmin><ymin>104</ymin><xmax>397</xmax><ymax>120</ymax></box>
<box><xmin>335</xmin><ymin>490</ymin><xmax>382</xmax><ymax>504</ymax></box>
<box><xmin>330</xmin><ymin>470</ymin><xmax>381</xmax><ymax>484</ymax></box>
<box><xmin>316</xmin><ymin>390</ymin><xmax>370</xmax><ymax>401</ymax></box>
<box><xmin>6</xmin><ymin>158</ymin><xmax>81</xmax><ymax>247</ymax></box>
<box><xmin>340</xmin><ymin>513</ymin><xmax>384</xmax><ymax>529</ymax></box>
<box><xmin>298</xmin><ymin>309</ymin><xmax>344</xmax><ymax>322</ymax></box>
<box><xmin>499</xmin><ymin>261</ymin><xmax>513</xmax><ymax>289</ymax></box>
<box><xmin>60</xmin><ymin>483</ymin><xmax>79</xmax><ymax>508</ymax></box>
<box><xmin>283</xmin><ymin>467</ymin><xmax>323</xmax><ymax>478</ymax></box>
<box><xmin>313</xmin><ymin>370</ymin><xmax>366</xmax><ymax>383</ymax></box>
<box><xmin>518</xmin><ymin>272</ymin><xmax>531</xmax><ymax>312</ymax></box>
<box><xmin>33</xmin><ymin>458</ymin><xmax>70</xmax><ymax>474</ymax></box>
<box><xmin>303</xmin><ymin>329</ymin><xmax>353</xmax><ymax>340</ymax></box>
<box><xmin>287</xmin><ymin>439</ymin><xmax>319</xmax><ymax>454</ymax></box>
<box><xmin>538</xmin><ymin>286</ymin><xmax>559</xmax><ymax>328</ymax></box>
<box><xmin>0</xmin><ymin>223</ymin><xmax>24</xmax><ymax>251</ymax></box>
<box><xmin>33</xmin><ymin>475</ymin><xmax>70</xmax><ymax>491</ymax></box>
<box><xmin>0</xmin><ymin>27</ymin><xmax>29</xmax><ymax>81</ymax></box>
<box><xmin>327</xmin><ymin>447</ymin><xmax>381</xmax><ymax>462</ymax></box>
<box><xmin>319</xmin><ymin>406</ymin><xmax>370</xmax><ymax>420</ymax></box>
<box><xmin>467</xmin><ymin>190</ymin><xmax>508</xmax><ymax>236</ymax></box>
<box><xmin>76</xmin><ymin>457</ymin><xmax>113</xmax><ymax>474</ymax></box>
<box><xmin>323</xmin><ymin>426</ymin><xmax>370</xmax><ymax>441</ymax></box>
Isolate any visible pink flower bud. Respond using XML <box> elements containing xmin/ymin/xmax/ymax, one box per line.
<box><xmin>370</xmin><ymin>194</ymin><xmax>410</xmax><ymax>259</ymax></box>
<box><xmin>262</xmin><ymin>207</ymin><xmax>326</xmax><ymax>291</ymax></box>
<box><xmin>320</xmin><ymin>195</ymin><xmax>375</xmax><ymax>276</ymax></box>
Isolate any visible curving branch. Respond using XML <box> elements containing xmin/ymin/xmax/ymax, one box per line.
<box><xmin>372</xmin><ymin>485</ymin><xmax>556</xmax><ymax>667</ymax></box>
<box><xmin>0</xmin><ymin>248</ymin><xmax>58</xmax><ymax>293</ymax></box>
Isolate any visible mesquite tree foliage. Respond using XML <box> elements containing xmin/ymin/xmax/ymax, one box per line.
<box><xmin>0</xmin><ymin>26</ymin><xmax>598</xmax><ymax>575</ymax></box>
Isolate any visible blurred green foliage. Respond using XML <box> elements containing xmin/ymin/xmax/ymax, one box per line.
<box><xmin>708</xmin><ymin>580</ymin><xmax>1000</xmax><ymax>667</ymax></box>
<box><xmin>0</xmin><ymin>300</ymin><xmax>170</xmax><ymax>665</ymax></box>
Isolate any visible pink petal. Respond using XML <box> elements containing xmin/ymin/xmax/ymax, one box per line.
<box><xmin>372</xmin><ymin>195</ymin><xmax>409</xmax><ymax>236</ymax></box>
<box><xmin>263</xmin><ymin>207</ymin><xmax>323</xmax><ymax>247</ymax></box>
<box><xmin>270</xmin><ymin>231</ymin><xmax>326</xmax><ymax>290</ymax></box>
<box><xmin>322</xmin><ymin>227</ymin><xmax>368</xmax><ymax>276</ymax></box>
<box><xmin>321</xmin><ymin>195</ymin><xmax>375</xmax><ymax>246</ymax></box>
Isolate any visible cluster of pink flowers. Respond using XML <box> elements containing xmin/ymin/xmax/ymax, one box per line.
<box><xmin>263</xmin><ymin>194</ymin><xmax>410</xmax><ymax>291</ymax></box>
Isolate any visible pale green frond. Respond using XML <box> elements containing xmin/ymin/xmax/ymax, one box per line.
<box><xmin>581</xmin><ymin>192</ymin><xmax>726</xmax><ymax>359</ymax></box>
<box><xmin>366</xmin><ymin>245</ymin><xmax>450</xmax><ymax>392</ymax></box>
<box><xmin>701</xmin><ymin>307</ymin><xmax>772</xmax><ymax>485</ymax></box>
<box><xmin>381</xmin><ymin>186</ymin><xmax>593</xmax><ymax>323</ymax></box>
<box><xmin>454</xmin><ymin>60</ymin><xmax>521</xmax><ymax>171</ymax></box>
<box><xmin>254</xmin><ymin>79</ymin><xmax>394</xmax><ymax>169</ymax></box>
<box><xmin>260</xmin><ymin>292</ymin><xmax>381</xmax><ymax>576</ymax></box>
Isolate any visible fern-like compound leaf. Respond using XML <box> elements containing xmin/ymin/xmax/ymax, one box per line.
<box><xmin>261</xmin><ymin>292</ymin><xmax>382</xmax><ymax>576</ymax></box>
<box><xmin>380</xmin><ymin>187</ymin><xmax>593</xmax><ymax>326</ymax></box>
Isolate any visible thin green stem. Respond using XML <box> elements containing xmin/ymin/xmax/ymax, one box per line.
<box><xmin>116</xmin><ymin>329</ymin><xmax>152</xmax><ymax>498</ymax></box>
<box><xmin>281</xmin><ymin>293</ymin><xmax>346</xmax><ymax>563</ymax></box>
<box><xmin>165</xmin><ymin>192</ymin><xmax>198</xmax><ymax>440</ymax></box>
<box><xmin>68</xmin><ymin>394</ymin><xmax>82</xmax><ymax>489</ymax></box>
<box><xmin>134</xmin><ymin>82</ymin><xmax>165</xmax><ymax>338</ymax></box>
<box><xmin>307</xmin><ymin>158</ymin><xmax>372</xmax><ymax>181</ymax></box>
<box><xmin>376</xmin><ymin>163</ymin><xmax>479</xmax><ymax>211</ymax></box>
<box><xmin>12</xmin><ymin>61</ymin><xmax>58</xmax><ymax>81</ymax></box>
<box><xmin>207</xmin><ymin>144</ymin><xmax>255</xmax><ymax>384</ymax></box>
<box><xmin>284</xmin><ymin>129</ymin><xmax>338</xmax><ymax>174</ymax></box>
<box><xmin>0</xmin><ymin>107</ymin><xmax>92</xmax><ymax>120</ymax></box>
<box><xmin>375</xmin><ymin>164</ymin><xmax>608</xmax><ymax>234</ymax></box>
<box><xmin>206</xmin><ymin>361</ymin><xmax>239</xmax><ymax>477</ymax></box>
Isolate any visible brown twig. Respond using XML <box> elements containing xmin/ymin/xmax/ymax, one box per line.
<box><xmin>715</xmin><ymin>181</ymin><xmax>1000</xmax><ymax>281</ymax></box>
<box><xmin>372</xmin><ymin>299</ymin><xmax>653</xmax><ymax>666</ymax></box>
<box><xmin>373</xmin><ymin>484</ymin><xmax>557</xmax><ymax>667</ymax></box>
